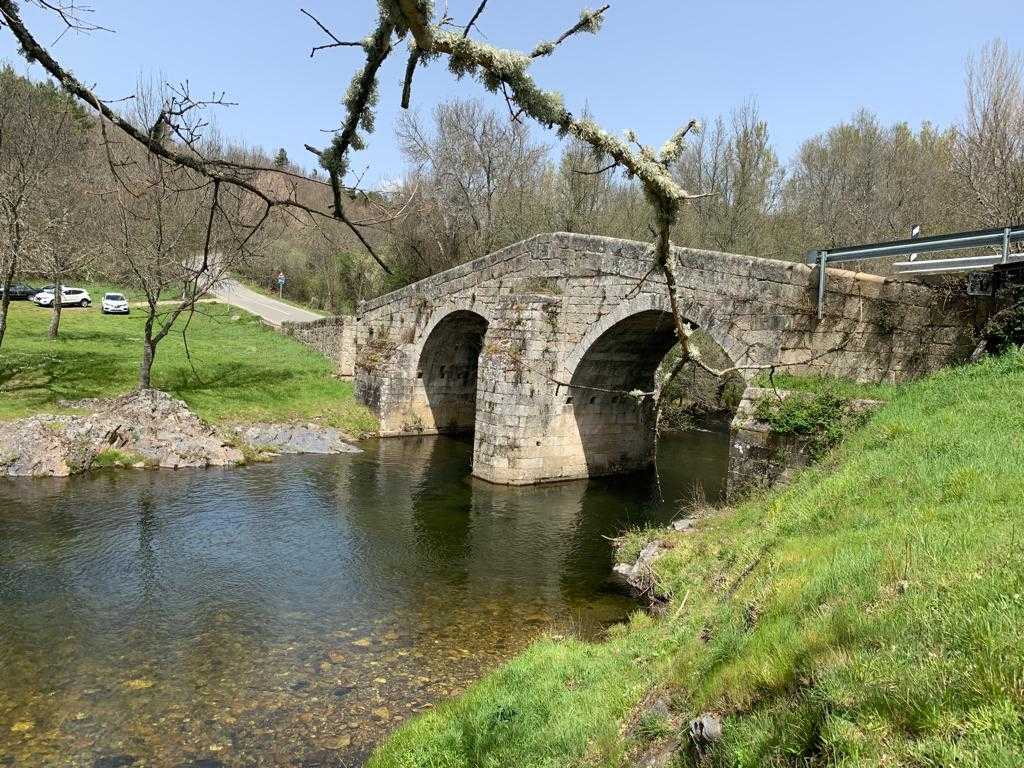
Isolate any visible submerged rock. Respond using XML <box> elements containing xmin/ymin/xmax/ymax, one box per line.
<box><xmin>0</xmin><ymin>389</ymin><xmax>243</xmax><ymax>477</ymax></box>
<box><xmin>232</xmin><ymin>422</ymin><xmax>361</xmax><ymax>455</ymax></box>
<box><xmin>93</xmin><ymin>757</ymin><xmax>136</xmax><ymax>768</ymax></box>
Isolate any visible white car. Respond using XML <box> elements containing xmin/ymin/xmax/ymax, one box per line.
<box><xmin>101</xmin><ymin>292</ymin><xmax>130</xmax><ymax>315</ymax></box>
<box><xmin>32</xmin><ymin>287</ymin><xmax>91</xmax><ymax>308</ymax></box>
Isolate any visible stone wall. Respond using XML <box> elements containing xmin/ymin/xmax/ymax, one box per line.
<box><xmin>281</xmin><ymin>316</ymin><xmax>356</xmax><ymax>377</ymax></box>
<box><xmin>351</xmin><ymin>232</ymin><xmax>986</xmax><ymax>485</ymax></box>
<box><xmin>726</xmin><ymin>387</ymin><xmax>884</xmax><ymax>500</ymax></box>
<box><xmin>726</xmin><ymin>387</ymin><xmax>819</xmax><ymax>499</ymax></box>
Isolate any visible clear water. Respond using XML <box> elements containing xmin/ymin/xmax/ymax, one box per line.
<box><xmin>0</xmin><ymin>430</ymin><xmax>728</xmax><ymax>767</ymax></box>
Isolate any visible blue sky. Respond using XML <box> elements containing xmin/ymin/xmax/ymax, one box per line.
<box><xmin>1</xmin><ymin>1</ymin><xmax>1021</xmax><ymax>185</ymax></box>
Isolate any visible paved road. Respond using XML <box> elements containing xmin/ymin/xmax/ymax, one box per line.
<box><xmin>211</xmin><ymin>278</ymin><xmax>324</xmax><ymax>327</ymax></box>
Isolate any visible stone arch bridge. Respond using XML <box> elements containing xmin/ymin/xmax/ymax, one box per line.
<box><xmin>321</xmin><ymin>233</ymin><xmax>978</xmax><ymax>485</ymax></box>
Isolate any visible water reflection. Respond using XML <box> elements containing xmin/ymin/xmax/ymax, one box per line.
<box><xmin>0</xmin><ymin>429</ymin><xmax>727</xmax><ymax>766</ymax></box>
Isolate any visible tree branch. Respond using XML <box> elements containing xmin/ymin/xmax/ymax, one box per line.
<box><xmin>300</xmin><ymin>8</ymin><xmax>364</xmax><ymax>58</ymax></box>
<box><xmin>531</xmin><ymin>4</ymin><xmax>609</xmax><ymax>58</ymax></box>
<box><xmin>0</xmin><ymin>0</ymin><xmax>388</xmax><ymax>269</ymax></box>
<box><xmin>462</xmin><ymin>0</ymin><xmax>488</xmax><ymax>37</ymax></box>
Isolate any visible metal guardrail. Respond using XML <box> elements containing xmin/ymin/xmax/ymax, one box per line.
<box><xmin>806</xmin><ymin>225</ymin><xmax>1024</xmax><ymax>319</ymax></box>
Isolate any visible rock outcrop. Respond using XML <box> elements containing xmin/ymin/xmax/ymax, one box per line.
<box><xmin>611</xmin><ymin>540</ymin><xmax>671</xmax><ymax>598</ymax></box>
<box><xmin>231</xmin><ymin>422</ymin><xmax>361</xmax><ymax>455</ymax></box>
<box><xmin>0</xmin><ymin>390</ymin><xmax>244</xmax><ymax>477</ymax></box>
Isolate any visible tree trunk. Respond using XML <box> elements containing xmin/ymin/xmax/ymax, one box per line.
<box><xmin>48</xmin><ymin>279</ymin><xmax>62</xmax><ymax>340</ymax></box>
<box><xmin>0</xmin><ymin>256</ymin><xmax>16</xmax><ymax>349</ymax></box>
<box><xmin>139</xmin><ymin>336</ymin><xmax>156</xmax><ymax>390</ymax></box>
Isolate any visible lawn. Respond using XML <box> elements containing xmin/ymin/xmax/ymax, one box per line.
<box><xmin>0</xmin><ymin>299</ymin><xmax>377</xmax><ymax>435</ymax></box>
<box><xmin>369</xmin><ymin>351</ymin><xmax>1024</xmax><ymax>767</ymax></box>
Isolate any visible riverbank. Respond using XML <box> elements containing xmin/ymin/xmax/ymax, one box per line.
<box><xmin>368</xmin><ymin>351</ymin><xmax>1024</xmax><ymax>767</ymax></box>
<box><xmin>0</xmin><ymin>388</ymin><xmax>365</xmax><ymax>476</ymax></box>
<box><xmin>0</xmin><ymin>300</ymin><xmax>376</xmax><ymax>433</ymax></box>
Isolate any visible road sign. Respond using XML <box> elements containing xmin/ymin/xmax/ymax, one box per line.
<box><xmin>277</xmin><ymin>272</ymin><xmax>286</xmax><ymax>297</ymax></box>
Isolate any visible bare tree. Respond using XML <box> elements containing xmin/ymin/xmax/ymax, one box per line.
<box><xmin>0</xmin><ymin>0</ymin><xmax>392</xmax><ymax>277</ymax></box>
<box><xmin>674</xmin><ymin>102</ymin><xmax>783</xmax><ymax>256</ymax></box>
<box><xmin>0</xmin><ymin>64</ymin><xmax>88</xmax><ymax>346</ymax></box>
<box><xmin>101</xmin><ymin>84</ymin><xmax>265</xmax><ymax>389</ymax></box>
<box><xmin>108</xmin><ymin>152</ymin><xmax>259</xmax><ymax>389</ymax></box>
<box><xmin>392</xmin><ymin>99</ymin><xmax>548</xmax><ymax>276</ymax></box>
<box><xmin>954</xmin><ymin>38</ymin><xmax>1024</xmax><ymax>231</ymax></box>
<box><xmin>33</xmin><ymin>205</ymin><xmax>98</xmax><ymax>338</ymax></box>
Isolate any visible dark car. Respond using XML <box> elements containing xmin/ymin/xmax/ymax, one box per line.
<box><xmin>1</xmin><ymin>282</ymin><xmax>40</xmax><ymax>300</ymax></box>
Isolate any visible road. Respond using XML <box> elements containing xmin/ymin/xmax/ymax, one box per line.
<box><xmin>211</xmin><ymin>278</ymin><xmax>324</xmax><ymax>327</ymax></box>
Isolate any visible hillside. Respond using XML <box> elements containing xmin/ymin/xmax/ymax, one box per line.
<box><xmin>368</xmin><ymin>351</ymin><xmax>1024</xmax><ymax>767</ymax></box>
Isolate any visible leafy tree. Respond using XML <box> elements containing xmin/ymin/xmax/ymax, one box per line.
<box><xmin>781</xmin><ymin>110</ymin><xmax>959</xmax><ymax>262</ymax></box>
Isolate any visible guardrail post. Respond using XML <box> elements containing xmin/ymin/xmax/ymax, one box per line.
<box><xmin>817</xmin><ymin>250</ymin><xmax>828</xmax><ymax>320</ymax></box>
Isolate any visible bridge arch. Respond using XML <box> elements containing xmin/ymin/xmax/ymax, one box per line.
<box><xmin>415</xmin><ymin>308</ymin><xmax>489</xmax><ymax>434</ymax></box>
<box><xmin>557</xmin><ymin>296</ymin><xmax>741</xmax><ymax>478</ymax></box>
<box><xmin>560</xmin><ymin>294</ymin><xmax>750</xmax><ymax>384</ymax></box>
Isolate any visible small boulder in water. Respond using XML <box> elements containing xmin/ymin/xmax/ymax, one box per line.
<box><xmin>232</xmin><ymin>422</ymin><xmax>361</xmax><ymax>455</ymax></box>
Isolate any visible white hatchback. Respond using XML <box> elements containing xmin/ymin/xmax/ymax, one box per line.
<box><xmin>101</xmin><ymin>292</ymin><xmax>130</xmax><ymax>315</ymax></box>
<box><xmin>33</xmin><ymin>287</ymin><xmax>91</xmax><ymax>308</ymax></box>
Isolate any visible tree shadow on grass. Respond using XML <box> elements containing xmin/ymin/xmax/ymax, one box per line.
<box><xmin>0</xmin><ymin>347</ymin><xmax>136</xmax><ymax>409</ymax></box>
<box><xmin>156</xmin><ymin>363</ymin><xmax>320</xmax><ymax>416</ymax></box>
<box><xmin>158</xmin><ymin>361</ymin><xmax>306</xmax><ymax>394</ymax></box>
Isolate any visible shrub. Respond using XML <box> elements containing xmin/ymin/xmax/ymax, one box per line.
<box><xmin>754</xmin><ymin>389</ymin><xmax>852</xmax><ymax>458</ymax></box>
<box><xmin>984</xmin><ymin>286</ymin><xmax>1024</xmax><ymax>354</ymax></box>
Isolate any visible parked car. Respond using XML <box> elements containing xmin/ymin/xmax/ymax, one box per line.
<box><xmin>1</xmin><ymin>282</ymin><xmax>40</xmax><ymax>300</ymax></box>
<box><xmin>101</xmin><ymin>292</ymin><xmax>130</xmax><ymax>315</ymax></box>
<box><xmin>32</xmin><ymin>287</ymin><xmax>91</xmax><ymax>308</ymax></box>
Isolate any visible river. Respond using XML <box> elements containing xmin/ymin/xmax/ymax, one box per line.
<box><xmin>0</xmin><ymin>429</ymin><xmax>728</xmax><ymax>767</ymax></box>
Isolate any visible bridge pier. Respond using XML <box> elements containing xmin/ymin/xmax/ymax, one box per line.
<box><xmin>474</xmin><ymin>304</ymin><xmax>683</xmax><ymax>484</ymax></box>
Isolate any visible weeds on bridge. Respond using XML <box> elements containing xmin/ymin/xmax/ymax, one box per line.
<box><xmin>754</xmin><ymin>388</ymin><xmax>855</xmax><ymax>459</ymax></box>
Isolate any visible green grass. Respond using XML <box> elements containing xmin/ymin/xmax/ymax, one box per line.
<box><xmin>371</xmin><ymin>619</ymin><xmax>671</xmax><ymax>768</ymax></box>
<box><xmin>91</xmin><ymin>448</ymin><xmax>150</xmax><ymax>468</ymax></box>
<box><xmin>0</xmin><ymin>300</ymin><xmax>377</xmax><ymax>434</ymax></box>
<box><xmin>370</xmin><ymin>352</ymin><xmax>1024</xmax><ymax>767</ymax></box>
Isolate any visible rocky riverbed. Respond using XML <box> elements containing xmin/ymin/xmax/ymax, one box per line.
<box><xmin>0</xmin><ymin>389</ymin><xmax>360</xmax><ymax>477</ymax></box>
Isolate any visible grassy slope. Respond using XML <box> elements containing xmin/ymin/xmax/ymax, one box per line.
<box><xmin>0</xmin><ymin>300</ymin><xmax>376</xmax><ymax>434</ymax></box>
<box><xmin>370</xmin><ymin>352</ymin><xmax>1024</xmax><ymax>767</ymax></box>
